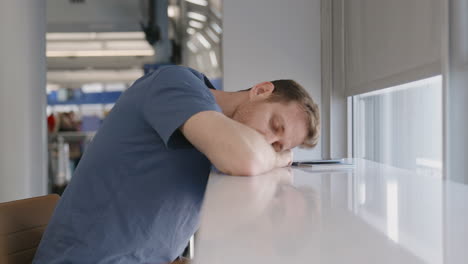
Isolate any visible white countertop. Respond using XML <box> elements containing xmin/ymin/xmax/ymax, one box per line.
<box><xmin>193</xmin><ymin>159</ymin><xmax>468</xmax><ymax>264</ymax></box>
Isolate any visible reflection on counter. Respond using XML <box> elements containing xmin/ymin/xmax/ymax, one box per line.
<box><xmin>196</xmin><ymin>168</ymin><xmax>320</xmax><ymax>264</ymax></box>
<box><xmin>194</xmin><ymin>159</ymin><xmax>468</xmax><ymax>264</ymax></box>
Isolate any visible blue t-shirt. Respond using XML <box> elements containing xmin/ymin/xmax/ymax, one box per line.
<box><xmin>34</xmin><ymin>66</ymin><xmax>221</xmax><ymax>264</ymax></box>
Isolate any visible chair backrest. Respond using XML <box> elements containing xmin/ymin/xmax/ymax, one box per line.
<box><xmin>0</xmin><ymin>194</ymin><xmax>59</xmax><ymax>264</ymax></box>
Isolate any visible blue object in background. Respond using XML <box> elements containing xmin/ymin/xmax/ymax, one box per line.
<box><xmin>47</xmin><ymin>91</ymin><xmax>122</xmax><ymax>105</ymax></box>
<box><xmin>48</xmin><ymin>65</ymin><xmax>223</xmax><ymax>105</ymax></box>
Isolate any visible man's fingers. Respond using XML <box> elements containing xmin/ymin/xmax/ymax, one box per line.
<box><xmin>278</xmin><ymin>150</ymin><xmax>293</xmax><ymax>167</ymax></box>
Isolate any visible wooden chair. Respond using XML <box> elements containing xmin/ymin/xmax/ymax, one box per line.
<box><xmin>0</xmin><ymin>194</ymin><xmax>59</xmax><ymax>264</ymax></box>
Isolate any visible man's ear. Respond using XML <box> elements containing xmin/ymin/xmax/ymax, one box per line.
<box><xmin>249</xmin><ymin>81</ymin><xmax>274</xmax><ymax>101</ymax></box>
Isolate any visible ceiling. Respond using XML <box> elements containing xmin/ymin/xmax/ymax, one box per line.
<box><xmin>45</xmin><ymin>0</ymin><xmax>223</xmax><ymax>87</ymax></box>
<box><xmin>47</xmin><ymin>0</ymin><xmax>143</xmax><ymax>33</ymax></box>
<box><xmin>46</xmin><ymin>0</ymin><xmax>156</xmax><ymax>85</ymax></box>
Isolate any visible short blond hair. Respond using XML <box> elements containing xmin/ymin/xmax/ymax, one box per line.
<box><xmin>268</xmin><ymin>80</ymin><xmax>320</xmax><ymax>148</ymax></box>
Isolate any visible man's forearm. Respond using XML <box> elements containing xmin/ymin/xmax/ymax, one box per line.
<box><xmin>181</xmin><ymin>111</ymin><xmax>291</xmax><ymax>176</ymax></box>
<box><xmin>223</xmin><ymin>123</ymin><xmax>291</xmax><ymax>176</ymax></box>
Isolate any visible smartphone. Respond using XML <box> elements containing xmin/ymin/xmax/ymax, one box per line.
<box><xmin>291</xmin><ymin>159</ymin><xmax>345</xmax><ymax>166</ymax></box>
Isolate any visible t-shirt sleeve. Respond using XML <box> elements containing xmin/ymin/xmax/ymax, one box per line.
<box><xmin>142</xmin><ymin>66</ymin><xmax>222</xmax><ymax>148</ymax></box>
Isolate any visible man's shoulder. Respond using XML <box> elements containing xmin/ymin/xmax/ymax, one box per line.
<box><xmin>127</xmin><ymin>65</ymin><xmax>207</xmax><ymax>97</ymax></box>
<box><xmin>156</xmin><ymin>65</ymin><xmax>204</xmax><ymax>80</ymax></box>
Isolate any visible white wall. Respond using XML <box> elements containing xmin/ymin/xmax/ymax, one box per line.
<box><xmin>223</xmin><ymin>0</ymin><xmax>322</xmax><ymax>160</ymax></box>
<box><xmin>0</xmin><ymin>0</ymin><xmax>48</xmax><ymax>202</ymax></box>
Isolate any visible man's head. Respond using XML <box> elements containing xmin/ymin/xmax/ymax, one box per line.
<box><xmin>232</xmin><ymin>80</ymin><xmax>320</xmax><ymax>152</ymax></box>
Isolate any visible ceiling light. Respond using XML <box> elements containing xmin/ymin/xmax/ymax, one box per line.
<box><xmin>205</xmin><ymin>28</ymin><xmax>219</xmax><ymax>43</ymax></box>
<box><xmin>47</xmin><ymin>69</ymin><xmax>144</xmax><ymax>83</ymax></box>
<box><xmin>105</xmin><ymin>83</ymin><xmax>127</xmax><ymax>92</ymax></box>
<box><xmin>196</xmin><ymin>33</ymin><xmax>211</xmax><ymax>49</ymax></box>
<box><xmin>46</xmin><ymin>83</ymin><xmax>60</xmax><ymax>92</ymax></box>
<box><xmin>185</xmin><ymin>0</ymin><xmax>208</xmax><ymax>6</ymax></box>
<box><xmin>196</xmin><ymin>54</ymin><xmax>204</xmax><ymax>70</ymax></box>
<box><xmin>209</xmin><ymin>51</ymin><xmax>218</xmax><ymax>67</ymax></box>
<box><xmin>187</xmin><ymin>12</ymin><xmax>207</xmax><ymax>22</ymax></box>
<box><xmin>210</xmin><ymin>22</ymin><xmax>222</xmax><ymax>34</ymax></box>
<box><xmin>47</xmin><ymin>41</ymin><xmax>152</xmax><ymax>51</ymax></box>
<box><xmin>187</xmin><ymin>41</ymin><xmax>198</xmax><ymax>53</ymax></box>
<box><xmin>46</xmin><ymin>32</ymin><xmax>145</xmax><ymax>41</ymax></box>
<box><xmin>47</xmin><ymin>41</ymin><xmax>103</xmax><ymax>51</ymax></box>
<box><xmin>46</xmin><ymin>50</ymin><xmax>155</xmax><ymax>57</ymax></box>
<box><xmin>189</xmin><ymin>20</ymin><xmax>204</xmax><ymax>29</ymax></box>
<box><xmin>95</xmin><ymin>32</ymin><xmax>145</xmax><ymax>40</ymax></box>
<box><xmin>187</xmin><ymin>28</ymin><xmax>196</xmax><ymax>35</ymax></box>
<box><xmin>104</xmin><ymin>40</ymin><xmax>152</xmax><ymax>50</ymax></box>
<box><xmin>46</xmin><ymin>32</ymin><xmax>97</xmax><ymax>40</ymax></box>
<box><xmin>210</xmin><ymin>7</ymin><xmax>222</xmax><ymax>19</ymax></box>
<box><xmin>168</xmin><ymin>5</ymin><xmax>179</xmax><ymax>18</ymax></box>
<box><xmin>82</xmin><ymin>83</ymin><xmax>104</xmax><ymax>93</ymax></box>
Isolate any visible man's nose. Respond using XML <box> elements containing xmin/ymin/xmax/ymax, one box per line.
<box><xmin>271</xmin><ymin>141</ymin><xmax>282</xmax><ymax>152</ymax></box>
<box><xmin>265</xmin><ymin>132</ymin><xmax>279</xmax><ymax>145</ymax></box>
<box><xmin>258</xmin><ymin>130</ymin><xmax>281</xmax><ymax>150</ymax></box>
<box><xmin>265</xmin><ymin>133</ymin><xmax>283</xmax><ymax>152</ymax></box>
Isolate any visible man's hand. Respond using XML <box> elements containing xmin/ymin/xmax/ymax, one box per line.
<box><xmin>180</xmin><ymin>111</ymin><xmax>291</xmax><ymax>176</ymax></box>
<box><xmin>276</xmin><ymin>150</ymin><xmax>293</xmax><ymax>168</ymax></box>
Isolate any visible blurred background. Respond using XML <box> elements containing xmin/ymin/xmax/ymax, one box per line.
<box><xmin>0</xmin><ymin>0</ymin><xmax>322</xmax><ymax>201</ymax></box>
<box><xmin>1</xmin><ymin>0</ymin><xmax>467</xmax><ymax>203</ymax></box>
<box><xmin>44</xmin><ymin>0</ymin><xmax>223</xmax><ymax>194</ymax></box>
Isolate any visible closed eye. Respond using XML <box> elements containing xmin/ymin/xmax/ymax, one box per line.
<box><xmin>274</xmin><ymin>116</ymin><xmax>285</xmax><ymax>134</ymax></box>
<box><xmin>271</xmin><ymin>118</ymin><xmax>280</xmax><ymax>134</ymax></box>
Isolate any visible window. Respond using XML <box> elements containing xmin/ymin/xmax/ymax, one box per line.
<box><xmin>352</xmin><ymin>76</ymin><xmax>443</xmax><ymax>177</ymax></box>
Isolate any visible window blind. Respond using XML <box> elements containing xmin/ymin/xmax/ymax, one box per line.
<box><xmin>344</xmin><ymin>0</ymin><xmax>442</xmax><ymax>96</ymax></box>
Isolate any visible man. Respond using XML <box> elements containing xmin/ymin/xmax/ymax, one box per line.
<box><xmin>33</xmin><ymin>65</ymin><xmax>320</xmax><ymax>264</ymax></box>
